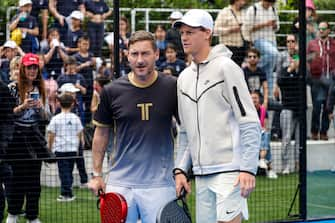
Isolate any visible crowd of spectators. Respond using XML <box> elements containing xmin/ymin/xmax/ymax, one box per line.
<box><xmin>0</xmin><ymin>0</ymin><xmax>335</xmax><ymax>221</ymax></box>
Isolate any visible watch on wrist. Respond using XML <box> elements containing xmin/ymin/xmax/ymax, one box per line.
<box><xmin>91</xmin><ymin>171</ymin><xmax>103</xmax><ymax>178</ymax></box>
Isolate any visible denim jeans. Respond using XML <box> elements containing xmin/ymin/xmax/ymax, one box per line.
<box><xmin>75</xmin><ymin>144</ymin><xmax>88</xmax><ymax>184</ymax></box>
<box><xmin>55</xmin><ymin>152</ymin><xmax>76</xmax><ymax>197</ymax></box>
<box><xmin>253</xmin><ymin>39</ymin><xmax>278</xmax><ymax>99</ymax></box>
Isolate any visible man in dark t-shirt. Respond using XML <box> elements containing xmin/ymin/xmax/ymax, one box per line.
<box><xmin>89</xmin><ymin>31</ymin><xmax>178</xmax><ymax>223</ymax></box>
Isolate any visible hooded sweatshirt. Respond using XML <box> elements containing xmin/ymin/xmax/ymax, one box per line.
<box><xmin>175</xmin><ymin>44</ymin><xmax>261</xmax><ymax>176</ymax></box>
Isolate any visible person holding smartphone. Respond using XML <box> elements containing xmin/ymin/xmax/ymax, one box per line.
<box><xmin>6</xmin><ymin>53</ymin><xmax>48</xmax><ymax>223</ymax></box>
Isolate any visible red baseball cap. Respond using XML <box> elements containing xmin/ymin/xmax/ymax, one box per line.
<box><xmin>22</xmin><ymin>53</ymin><xmax>39</xmax><ymax>66</ymax></box>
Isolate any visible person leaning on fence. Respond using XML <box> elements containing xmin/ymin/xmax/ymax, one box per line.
<box><xmin>243</xmin><ymin>0</ymin><xmax>279</xmax><ymax>100</ymax></box>
<box><xmin>47</xmin><ymin>93</ymin><xmax>84</xmax><ymax>202</ymax></box>
<box><xmin>6</xmin><ymin>53</ymin><xmax>49</xmax><ymax>223</ymax></box>
<box><xmin>0</xmin><ymin>80</ymin><xmax>16</xmax><ymax>223</ymax></box>
<box><xmin>173</xmin><ymin>9</ymin><xmax>261</xmax><ymax>223</ymax></box>
<box><xmin>88</xmin><ymin>30</ymin><xmax>178</xmax><ymax>223</ymax></box>
<box><xmin>214</xmin><ymin>0</ymin><xmax>248</xmax><ymax>66</ymax></box>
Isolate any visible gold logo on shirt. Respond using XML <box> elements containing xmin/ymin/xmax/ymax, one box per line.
<box><xmin>137</xmin><ymin>103</ymin><xmax>153</xmax><ymax>121</ymax></box>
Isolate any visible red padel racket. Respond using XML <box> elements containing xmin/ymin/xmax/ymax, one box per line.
<box><xmin>97</xmin><ymin>189</ymin><xmax>128</xmax><ymax>223</ymax></box>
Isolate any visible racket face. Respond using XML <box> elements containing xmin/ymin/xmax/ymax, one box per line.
<box><xmin>100</xmin><ymin>192</ymin><xmax>127</xmax><ymax>223</ymax></box>
<box><xmin>157</xmin><ymin>199</ymin><xmax>192</xmax><ymax>223</ymax></box>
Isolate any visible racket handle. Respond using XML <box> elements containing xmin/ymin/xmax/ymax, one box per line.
<box><xmin>98</xmin><ymin>189</ymin><xmax>105</xmax><ymax>196</ymax></box>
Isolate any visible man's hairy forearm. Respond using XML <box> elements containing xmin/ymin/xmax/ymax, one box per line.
<box><xmin>92</xmin><ymin>127</ymin><xmax>110</xmax><ymax>173</ymax></box>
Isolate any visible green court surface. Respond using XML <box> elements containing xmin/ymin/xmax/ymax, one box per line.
<box><xmin>307</xmin><ymin>170</ymin><xmax>335</xmax><ymax>218</ymax></box>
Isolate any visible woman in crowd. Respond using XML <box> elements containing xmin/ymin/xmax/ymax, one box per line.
<box><xmin>6</xmin><ymin>53</ymin><xmax>48</xmax><ymax>223</ymax></box>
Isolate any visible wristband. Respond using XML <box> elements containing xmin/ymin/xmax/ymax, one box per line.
<box><xmin>91</xmin><ymin>171</ymin><xmax>103</xmax><ymax>178</ymax></box>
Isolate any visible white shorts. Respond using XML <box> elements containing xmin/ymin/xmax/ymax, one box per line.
<box><xmin>196</xmin><ymin>172</ymin><xmax>248</xmax><ymax>223</ymax></box>
<box><xmin>106</xmin><ymin>185</ymin><xmax>175</xmax><ymax>223</ymax></box>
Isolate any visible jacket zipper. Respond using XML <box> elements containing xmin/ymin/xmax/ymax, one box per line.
<box><xmin>195</xmin><ymin>64</ymin><xmax>202</xmax><ymax>174</ymax></box>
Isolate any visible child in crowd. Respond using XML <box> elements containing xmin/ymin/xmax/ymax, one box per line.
<box><xmin>90</xmin><ymin>75</ymin><xmax>110</xmax><ymax>115</ymax></box>
<box><xmin>251</xmin><ymin>91</ymin><xmax>278</xmax><ymax>179</ymax></box>
<box><xmin>0</xmin><ymin>41</ymin><xmax>24</xmax><ymax>84</ymax></box>
<box><xmin>159</xmin><ymin>43</ymin><xmax>186</xmax><ymax>77</ymax></box>
<box><xmin>65</xmin><ymin>11</ymin><xmax>84</xmax><ymax>55</ymax></box>
<box><xmin>47</xmin><ymin>93</ymin><xmax>84</xmax><ymax>202</ymax></box>
<box><xmin>42</xmin><ymin>28</ymin><xmax>68</xmax><ymax>80</ymax></box>
<box><xmin>154</xmin><ymin>24</ymin><xmax>167</xmax><ymax>67</ymax></box>
<box><xmin>9</xmin><ymin>0</ymin><xmax>39</xmax><ymax>53</ymax></box>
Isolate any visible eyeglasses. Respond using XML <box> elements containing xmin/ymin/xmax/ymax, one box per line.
<box><xmin>248</xmin><ymin>55</ymin><xmax>258</xmax><ymax>59</ymax></box>
<box><xmin>286</xmin><ymin>40</ymin><xmax>296</xmax><ymax>43</ymax></box>
<box><xmin>319</xmin><ymin>27</ymin><xmax>329</xmax><ymax>31</ymax></box>
<box><xmin>26</xmin><ymin>65</ymin><xmax>39</xmax><ymax>70</ymax></box>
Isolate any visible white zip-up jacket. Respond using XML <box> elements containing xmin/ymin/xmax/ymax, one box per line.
<box><xmin>175</xmin><ymin>44</ymin><xmax>261</xmax><ymax>176</ymax></box>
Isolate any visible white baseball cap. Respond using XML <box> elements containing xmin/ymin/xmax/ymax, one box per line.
<box><xmin>173</xmin><ymin>9</ymin><xmax>214</xmax><ymax>33</ymax></box>
<box><xmin>3</xmin><ymin>40</ymin><xmax>17</xmax><ymax>49</ymax></box>
<box><xmin>169</xmin><ymin>11</ymin><xmax>183</xmax><ymax>20</ymax></box>
<box><xmin>70</xmin><ymin>10</ymin><xmax>84</xmax><ymax>21</ymax></box>
<box><xmin>19</xmin><ymin>0</ymin><xmax>32</xmax><ymax>7</ymax></box>
<box><xmin>58</xmin><ymin>83</ymin><xmax>80</xmax><ymax>93</ymax></box>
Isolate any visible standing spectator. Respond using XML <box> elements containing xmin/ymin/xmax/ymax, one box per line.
<box><xmin>244</xmin><ymin>0</ymin><xmax>279</xmax><ymax>99</ymax></box>
<box><xmin>6</xmin><ymin>53</ymin><xmax>47</xmax><ymax>223</ymax></box>
<box><xmin>275</xmin><ymin>34</ymin><xmax>302</xmax><ymax>173</ymax></box>
<box><xmin>65</xmin><ymin>11</ymin><xmax>84</xmax><ymax>55</ymax></box>
<box><xmin>49</xmin><ymin>0</ymin><xmax>85</xmax><ymax>42</ymax></box>
<box><xmin>0</xmin><ymin>80</ymin><xmax>15</xmax><ymax>223</ymax></box>
<box><xmin>166</xmin><ymin>11</ymin><xmax>185</xmax><ymax>61</ymax></box>
<box><xmin>154</xmin><ymin>24</ymin><xmax>167</xmax><ymax>67</ymax></box>
<box><xmin>42</xmin><ymin>28</ymin><xmax>68</xmax><ymax>80</ymax></box>
<box><xmin>74</xmin><ymin>36</ymin><xmax>95</xmax><ymax>124</ymax></box>
<box><xmin>85</xmin><ymin>0</ymin><xmax>112</xmax><ymax>57</ymax></box>
<box><xmin>214</xmin><ymin>0</ymin><xmax>248</xmax><ymax>66</ymax></box>
<box><xmin>173</xmin><ymin>9</ymin><xmax>260</xmax><ymax>223</ymax></box>
<box><xmin>292</xmin><ymin>0</ymin><xmax>317</xmax><ymax>45</ymax></box>
<box><xmin>243</xmin><ymin>48</ymin><xmax>268</xmax><ymax>109</ymax></box>
<box><xmin>88</xmin><ymin>31</ymin><xmax>178</xmax><ymax>223</ymax></box>
<box><xmin>159</xmin><ymin>43</ymin><xmax>186</xmax><ymax>77</ymax></box>
<box><xmin>0</xmin><ymin>41</ymin><xmax>24</xmax><ymax>84</ymax></box>
<box><xmin>47</xmin><ymin>93</ymin><xmax>84</xmax><ymax>202</ymax></box>
<box><xmin>9</xmin><ymin>0</ymin><xmax>39</xmax><ymax>53</ymax></box>
<box><xmin>307</xmin><ymin>21</ymin><xmax>335</xmax><ymax>140</ymax></box>
<box><xmin>250</xmin><ymin>91</ymin><xmax>277</xmax><ymax>179</ymax></box>
<box><xmin>30</xmin><ymin>0</ymin><xmax>49</xmax><ymax>42</ymax></box>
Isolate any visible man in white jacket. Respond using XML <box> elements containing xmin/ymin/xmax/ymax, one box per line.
<box><xmin>173</xmin><ymin>9</ymin><xmax>261</xmax><ymax>223</ymax></box>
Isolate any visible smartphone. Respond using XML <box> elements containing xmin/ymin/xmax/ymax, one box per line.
<box><xmin>30</xmin><ymin>92</ymin><xmax>39</xmax><ymax>101</ymax></box>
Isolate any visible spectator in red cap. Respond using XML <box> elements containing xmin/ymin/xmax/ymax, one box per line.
<box><xmin>6</xmin><ymin>53</ymin><xmax>48</xmax><ymax>223</ymax></box>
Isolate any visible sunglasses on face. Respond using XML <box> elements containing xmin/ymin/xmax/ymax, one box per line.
<box><xmin>26</xmin><ymin>65</ymin><xmax>39</xmax><ymax>70</ymax></box>
<box><xmin>248</xmin><ymin>55</ymin><xmax>258</xmax><ymax>59</ymax></box>
<box><xmin>287</xmin><ymin>40</ymin><xmax>296</xmax><ymax>43</ymax></box>
<box><xmin>319</xmin><ymin>27</ymin><xmax>329</xmax><ymax>31</ymax></box>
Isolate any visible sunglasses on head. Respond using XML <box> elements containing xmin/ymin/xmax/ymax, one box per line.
<box><xmin>26</xmin><ymin>65</ymin><xmax>39</xmax><ymax>70</ymax></box>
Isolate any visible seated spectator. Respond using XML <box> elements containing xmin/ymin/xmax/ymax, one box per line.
<box><xmin>251</xmin><ymin>91</ymin><xmax>277</xmax><ymax>179</ymax></box>
<box><xmin>0</xmin><ymin>41</ymin><xmax>24</xmax><ymax>84</ymax></box>
<box><xmin>9</xmin><ymin>0</ymin><xmax>39</xmax><ymax>53</ymax></box>
<box><xmin>65</xmin><ymin>11</ymin><xmax>84</xmax><ymax>55</ymax></box>
<box><xmin>243</xmin><ymin>48</ymin><xmax>268</xmax><ymax>109</ymax></box>
<box><xmin>85</xmin><ymin>0</ymin><xmax>112</xmax><ymax>57</ymax></box>
<box><xmin>154</xmin><ymin>24</ymin><xmax>167</xmax><ymax>67</ymax></box>
<box><xmin>49</xmin><ymin>0</ymin><xmax>85</xmax><ymax>43</ymax></box>
<box><xmin>47</xmin><ymin>93</ymin><xmax>84</xmax><ymax>202</ymax></box>
<box><xmin>162</xmin><ymin>65</ymin><xmax>176</xmax><ymax>76</ymax></box>
<box><xmin>8</xmin><ymin>56</ymin><xmax>22</xmax><ymax>84</ymax></box>
<box><xmin>159</xmin><ymin>43</ymin><xmax>186</xmax><ymax>77</ymax></box>
<box><xmin>42</xmin><ymin>28</ymin><xmax>68</xmax><ymax>80</ymax></box>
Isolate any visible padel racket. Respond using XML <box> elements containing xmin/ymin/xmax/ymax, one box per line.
<box><xmin>156</xmin><ymin>188</ymin><xmax>192</xmax><ymax>223</ymax></box>
<box><xmin>97</xmin><ymin>189</ymin><xmax>128</xmax><ymax>223</ymax></box>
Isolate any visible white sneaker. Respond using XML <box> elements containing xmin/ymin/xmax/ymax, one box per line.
<box><xmin>27</xmin><ymin>218</ymin><xmax>42</xmax><ymax>223</ymax></box>
<box><xmin>79</xmin><ymin>183</ymin><xmax>88</xmax><ymax>189</ymax></box>
<box><xmin>259</xmin><ymin>159</ymin><xmax>268</xmax><ymax>169</ymax></box>
<box><xmin>267</xmin><ymin>170</ymin><xmax>278</xmax><ymax>179</ymax></box>
<box><xmin>6</xmin><ymin>214</ymin><xmax>19</xmax><ymax>223</ymax></box>
<box><xmin>282</xmin><ymin>166</ymin><xmax>290</xmax><ymax>175</ymax></box>
<box><xmin>57</xmin><ymin>195</ymin><xmax>76</xmax><ymax>202</ymax></box>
